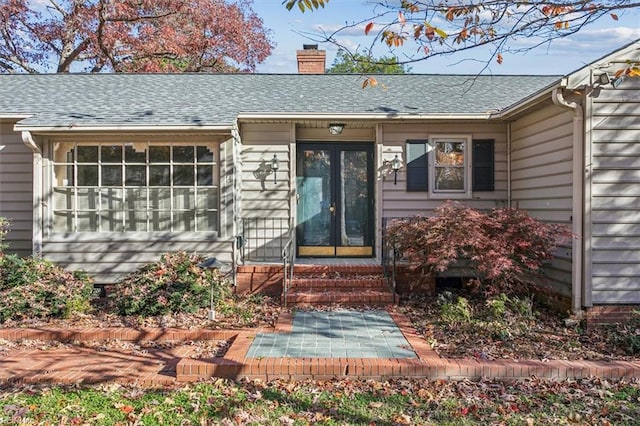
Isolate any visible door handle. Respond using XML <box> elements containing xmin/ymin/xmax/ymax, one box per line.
<box><xmin>329</xmin><ymin>202</ymin><xmax>336</xmax><ymax>216</ymax></box>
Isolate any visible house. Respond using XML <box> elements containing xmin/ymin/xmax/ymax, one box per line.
<box><xmin>0</xmin><ymin>41</ymin><xmax>639</xmax><ymax>320</ymax></box>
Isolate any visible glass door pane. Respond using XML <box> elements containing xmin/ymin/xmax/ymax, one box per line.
<box><xmin>297</xmin><ymin>148</ymin><xmax>334</xmax><ymax>255</ymax></box>
<box><xmin>340</xmin><ymin>150</ymin><xmax>368</xmax><ymax>247</ymax></box>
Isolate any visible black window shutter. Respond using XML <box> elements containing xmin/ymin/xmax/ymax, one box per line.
<box><xmin>406</xmin><ymin>140</ymin><xmax>428</xmax><ymax>191</ymax></box>
<box><xmin>472</xmin><ymin>139</ymin><xmax>494</xmax><ymax>191</ymax></box>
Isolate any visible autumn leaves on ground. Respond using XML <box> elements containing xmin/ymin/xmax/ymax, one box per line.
<box><xmin>1</xmin><ymin>376</ymin><xmax>639</xmax><ymax>425</ymax></box>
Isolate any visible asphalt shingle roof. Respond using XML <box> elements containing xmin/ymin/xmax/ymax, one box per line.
<box><xmin>0</xmin><ymin>73</ymin><xmax>561</xmax><ymax>128</ymax></box>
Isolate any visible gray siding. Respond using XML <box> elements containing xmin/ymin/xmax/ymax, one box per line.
<box><xmin>0</xmin><ymin>120</ymin><xmax>33</xmax><ymax>256</ymax></box>
<box><xmin>239</xmin><ymin>123</ymin><xmax>291</xmax><ymax>260</ymax></box>
<box><xmin>589</xmin><ymin>77</ymin><xmax>640</xmax><ymax>303</ymax></box>
<box><xmin>510</xmin><ymin>105</ymin><xmax>574</xmax><ymax>298</ymax></box>
<box><xmin>41</xmin><ymin>234</ymin><xmax>232</xmax><ymax>285</ymax></box>
<box><xmin>380</xmin><ymin>122</ymin><xmax>509</xmax><ymax>218</ymax></box>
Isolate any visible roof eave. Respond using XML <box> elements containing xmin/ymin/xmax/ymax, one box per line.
<box><xmin>237</xmin><ymin>112</ymin><xmax>493</xmax><ymax>121</ymax></box>
<box><xmin>493</xmin><ymin>80</ymin><xmax>562</xmax><ymax>120</ymax></box>
<box><xmin>13</xmin><ymin>123</ymin><xmax>234</xmax><ymax>133</ymax></box>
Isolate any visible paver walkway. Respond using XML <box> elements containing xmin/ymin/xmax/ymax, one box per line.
<box><xmin>1</xmin><ymin>308</ymin><xmax>640</xmax><ymax>386</ymax></box>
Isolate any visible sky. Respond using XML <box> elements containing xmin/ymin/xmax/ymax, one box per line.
<box><xmin>251</xmin><ymin>0</ymin><xmax>640</xmax><ymax>75</ymax></box>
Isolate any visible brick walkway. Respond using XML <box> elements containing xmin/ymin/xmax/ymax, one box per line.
<box><xmin>1</xmin><ymin>309</ymin><xmax>639</xmax><ymax>387</ymax></box>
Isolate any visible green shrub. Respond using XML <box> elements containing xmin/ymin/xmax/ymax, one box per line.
<box><xmin>440</xmin><ymin>296</ymin><xmax>473</xmax><ymax>325</ymax></box>
<box><xmin>0</xmin><ymin>217</ymin><xmax>9</xmax><ymax>253</ymax></box>
<box><xmin>0</xmin><ymin>254</ymin><xmax>94</xmax><ymax>323</ymax></box>
<box><xmin>111</xmin><ymin>251</ymin><xmax>230</xmax><ymax>317</ymax></box>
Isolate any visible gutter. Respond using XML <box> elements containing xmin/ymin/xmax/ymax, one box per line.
<box><xmin>14</xmin><ymin>124</ymin><xmax>234</xmax><ymax>133</ymax></box>
<box><xmin>237</xmin><ymin>112</ymin><xmax>492</xmax><ymax>121</ymax></box>
<box><xmin>551</xmin><ymin>88</ymin><xmax>584</xmax><ymax>314</ymax></box>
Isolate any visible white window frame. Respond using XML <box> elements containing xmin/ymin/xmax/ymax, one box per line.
<box><xmin>428</xmin><ymin>134</ymin><xmax>472</xmax><ymax>199</ymax></box>
<box><xmin>49</xmin><ymin>140</ymin><xmax>220</xmax><ymax>234</ymax></box>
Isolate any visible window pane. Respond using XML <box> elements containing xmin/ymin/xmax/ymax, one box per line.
<box><xmin>173</xmin><ymin>146</ymin><xmax>194</xmax><ymax>162</ymax></box>
<box><xmin>125</xmin><ymin>188</ymin><xmax>147</xmax><ymax>210</ymax></box>
<box><xmin>197</xmin><ymin>146</ymin><xmax>214</xmax><ymax>162</ymax></box>
<box><xmin>149</xmin><ymin>146</ymin><xmax>170</xmax><ymax>162</ymax></box>
<box><xmin>173</xmin><ymin>188</ymin><xmax>194</xmax><ymax>209</ymax></box>
<box><xmin>53</xmin><ymin>211</ymin><xmax>74</xmax><ymax>232</ymax></box>
<box><xmin>197</xmin><ymin>165</ymin><xmax>213</xmax><ymax>185</ymax></box>
<box><xmin>76</xmin><ymin>146</ymin><xmax>98</xmax><ymax>162</ymax></box>
<box><xmin>435</xmin><ymin>167</ymin><xmax>465</xmax><ymax>190</ymax></box>
<box><xmin>125</xmin><ymin>145</ymin><xmax>146</xmax><ymax>162</ymax></box>
<box><xmin>197</xmin><ymin>188</ymin><xmax>218</xmax><ymax>209</ymax></box>
<box><xmin>100</xmin><ymin>188</ymin><xmax>123</xmax><ymax>211</ymax></box>
<box><xmin>151</xmin><ymin>210</ymin><xmax>171</xmax><ymax>231</ymax></box>
<box><xmin>197</xmin><ymin>212</ymin><xmax>218</xmax><ymax>231</ymax></box>
<box><xmin>101</xmin><ymin>210</ymin><xmax>123</xmax><ymax>232</ymax></box>
<box><xmin>173</xmin><ymin>211</ymin><xmax>195</xmax><ymax>231</ymax></box>
<box><xmin>125</xmin><ymin>165</ymin><xmax>146</xmax><ymax>186</ymax></box>
<box><xmin>76</xmin><ymin>211</ymin><xmax>99</xmax><ymax>232</ymax></box>
<box><xmin>125</xmin><ymin>210</ymin><xmax>148</xmax><ymax>232</ymax></box>
<box><xmin>435</xmin><ymin>142</ymin><xmax>464</xmax><ymax>166</ymax></box>
<box><xmin>149</xmin><ymin>165</ymin><xmax>170</xmax><ymax>186</ymax></box>
<box><xmin>174</xmin><ymin>165</ymin><xmax>194</xmax><ymax>186</ymax></box>
<box><xmin>77</xmin><ymin>188</ymin><xmax>98</xmax><ymax>209</ymax></box>
<box><xmin>149</xmin><ymin>188</ymin><xmax>171</xmax><ymax>210</ymax></box>
<box><xmin>54</xmin><ymin>164</ymin><xmax>72</xmax><ymax>186</ymax></box>
<box><xmin>77</xmin><ymin>165</ymin><xmax>98</xmax><ymax>186</ymax></box>
<box><xmin>101</xmin><ymin>146</ymin><xmax>122</xmax><ymax>163</ymax></box>
<box><xmin>102</xmin><ymin>165</ymin><xmax>122</xmax><ymax>186</ymax></box>
<box><xmin>53</xmin><ymin>188</ymin><xmax>74</xmax><ymax>210</ymax></box>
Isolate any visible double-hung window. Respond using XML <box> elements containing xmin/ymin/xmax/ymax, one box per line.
<box><xmin>405</xmin><ymin>136</ymin><xmax>494</xmax><ymax>197</ymax></box>
<box><xmin>51</xmin><ymin>142</ymin><xmax>219</xmax><ymax>233</ymax></box>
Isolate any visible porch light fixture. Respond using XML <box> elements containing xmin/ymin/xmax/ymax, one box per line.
<box><xmin>270</xmin><ymin>153</ymin><xmax>280</xmax><ymax>183</ymax></box>
<box><xmin>597</xmin><ymin>72</ymin><xmax>625</xmax><ymax>89</ymax></box>
<box><xmin>328</xmin><ymin>123</ymin><xmax>345</xmax><ymax>135</ymax></box>
<box><xmin>391</xmin><ymin>154</ymin><xmax>402</xmax><ymax>185</ymax></box>
<box><xmin>597</xmin><ymin>72</ymin><xmax>610</xmax><ymax>85</ymax></box>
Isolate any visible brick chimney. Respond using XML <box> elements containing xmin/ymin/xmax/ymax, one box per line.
<box><xmin>297</xmin><ymin>44</ymin><xmax>326</xmax><ymax>74</ymax></box>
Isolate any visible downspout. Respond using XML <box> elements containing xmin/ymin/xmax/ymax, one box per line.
<box><xmin>231</xmin><ymin>122</ymin><xmax>242</xmax><ymax>284</ymax></box>
<box><xmin>507</xmin><ymin>123</ymin><xmax>512</xmax><ymax>208</ymax></box>
<box><xmin>551</xmin><ymin>88</ymin><xmax>584</xmax><ymax>313</ymax></box>
<box><xmin>20</xmin><ymin>131</ymin><xmax>43</xmax><ymax>256</ymax></box>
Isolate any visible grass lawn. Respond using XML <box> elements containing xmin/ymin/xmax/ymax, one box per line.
<box><xmin>1</xmin><ymin>377</ymin><xmax>639</xmax><ymax>425</ymax></box>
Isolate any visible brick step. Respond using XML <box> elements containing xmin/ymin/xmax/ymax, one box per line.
<box><xmin>289</xmin><ymin>278</ymin><xmax>387</xmax><ymax>289</ymax></box>
<box><xmin>283</xmin><ymin>289</ymin><xmax>395</xmax><ymax>306</ymax></box>
<box><xmin>293</xmin><ymin>265</ymin><xmax>384</xmax><ymax>275</ymax></box>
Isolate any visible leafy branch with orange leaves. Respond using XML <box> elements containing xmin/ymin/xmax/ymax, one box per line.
<box><xmin>284</xmin><ymin>0</ymin><xmax>639</xmax><ymax>76</ymax></box>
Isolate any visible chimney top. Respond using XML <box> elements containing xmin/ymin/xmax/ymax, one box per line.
<box><xmin>297</xmin><ymin>45</ymin><xmax>326</xmax><ymax>74</ymax></box>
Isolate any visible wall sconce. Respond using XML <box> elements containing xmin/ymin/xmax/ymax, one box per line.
<box><xmin>391</xmin><ymin>154</ymin><xmax>402</xmax><ymax>185</ymax></box>
<box><xmin>270</xmin><ymin>153</ymin><xmax>280</xmax><ymax>183</ymax></box>
<box><xmin>597</xmin><ymin>72</ymin><xmax>625</xmax><ymax>89</ymax></box>
<box><xmin>597</xmin><ymin>73</ymin><xmax>610</xmax><ymax>85</ymax></box>
<box><xmin>329</xmin><ymin>123</ymin><xmax>345</xmax><ymax>135</ymax></box>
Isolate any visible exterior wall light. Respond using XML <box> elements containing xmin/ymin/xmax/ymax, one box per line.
<box><xmin>271</xmin><ymin>153</ymin><xmax>280</xmax><ymax>183</ymax></box>
<box><xmin>598</xmin><ymin>73</ymin><xmax>610</xmax><ymax>85</ymax></box>
<box><xmin>329</xmin><ymin>123</ymin><xmax>345</xmax><ymax>135</ymax></box>
<box><xmin>391</xmin><ymin>154</ymin><xmax>402</xmax><ymax>185</ymax></box>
